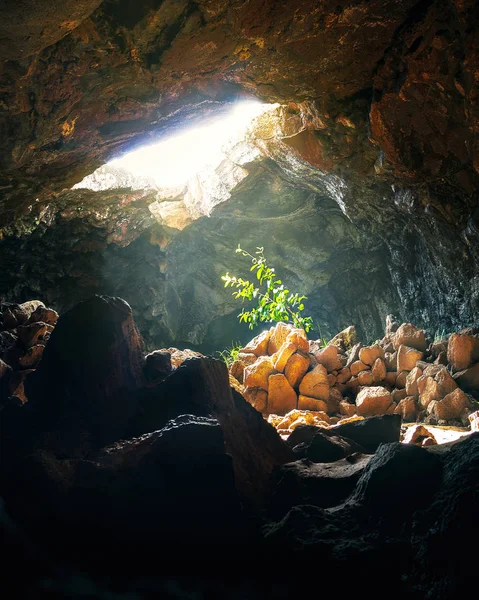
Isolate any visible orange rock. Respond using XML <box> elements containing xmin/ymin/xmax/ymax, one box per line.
<box><xmin>435</xmin><ymin>368</ymin><xmax>457</xmax><ymax>396</ymax></box>
<box><xmin>327</xmin><ymin>373</ymin><xmax>337</xmax><ymax>386</ymax></box>
<box><xmin>371</xmin><ymin>358</ymin><xmax>386</xmax><ymax>383</ymax></box>
<box><xmin>350</xmin><ymin>360</ymin><xmax>368</xmax><ymax>376</ymax></box>
<box><xmin>267</xmin><ymin>373</ymin><xmax>297</xmax><ymax>415</ymax></box>
<box><xmin>453</xmin><ymin>362</ymin><xmax>479</xmax><ymax>391</ymax></box>
<box><xmin>397</xmin><ymin>345</ymin><xmax>423</xmax><ymax>372</ymax></box>
<box><xmin>242</xmin><ymin>387</ymin><xmax>268</xmax><ymax>413</ymax></box>
<box><xmin>358</xmin><ymin>370</ymin><xmax>374</xmax><ymax>386</ymax></box>
<box><xmin>242</xmin><ymin>328</ymin><xmax>272</xmax><ymax>357</ymax></box>
<box><xmin>395</xmin><ymin>371</ymin><xmax>408</xmax><ymax>389</ymax></box>
<box><xmin>392</xmin><ymin>388</ymin><xmax>407</xmax><ymax>403</ymax></box>
<box><xmin>273</xmin><ymin>342</ymin><xmax>297</xmax><ymax>372</ymax></box>
<box><xmin>17</xmin><ymin>344</ymin><xmax>45</xmax><ymax>368</ymax></box>
<box><xmin>297</xmin><ymin>394</ymin><xmax>328</xmax><ymax>412</ymax></box>
<box><xmin>469</xmin><ymin>410</ymin><xmax>479</xmax><ymax>432</ymax></box>
<box><xmin>394</xmin><ymin>397</ymin><xmax>418</xmax><ymax>422</ymax></box>
<box><xmin>313</xmin><ymin>344</ymin><xmax>342</xmax><ymax>372</ymax></box>
<box><xmin>268</xmin><ymin>322</ymin><xmax>294</xmax><ymax>355</ymax></box>
<box><xmin>447</xmin><ymin>331</ymin><xmax>479</xmax><ymax>371</ymax></box>
<box><xmin>393</xmin><ymin>323</ymin><xmax>427</xmax><ymax>352</ymax></box>
<box><xmin>243</xmin><ymin>356</ymin><xmax>276</xmax><ymax>389</ymax></box>
<box><xmin>339</xmin><ymin>400</ymin><xmax>356</xmax><ymax>417</ymax></box>
<box><xmin>405</xmin><ymin>367</ymin><xmax>423</xmax><ymax>398</ymax></box>
<box><xmin>386</xmin><ymin>402</ymin><xmax>397</xmax><ymax>414</ymax></box>
<box><xmin>299</xmin><ymin>364</ymin><xmax>329</xmax><ymax>401</ymax></box>
<box><xmin>434</xmin><ymin>388</ymin><xmax>471</xmax><ymax>421</ymax></box>
<box><xmin>403</xmin><ymin>424</ymin><xmax>437</xmax><ymax>446</ymax></box>
<box><xmin>285</xmin><ymin>329</ymin><xmax>309</xmax><ymax>353</ymax></box>
<box><xmin>284</xmin><ymin>352</ymin><xmax>310</xmax><ymax>388</ymax></box>
<box><xmin>384</xmin><ymin>371</ymin><xmax>397</xmax><ymax>386</ymax></box>
<box><xmin>336</xmin><ymin>367</ymin><xmax>351</xmax><ymax>384</ymax></box>
<box><xmin>417</xmin><ymin>375</ymin><xmax>441</xmax><ymax>409</ymax></box>
<box><xmin>328</xmin><ymin>387</ymin><xmax>343</xmax><ymax>413</ymax></box>
<box><xmin>355</xmin><ymin>386</ymin><xmax>393</xmax><ymax>417</ymax></box>
<box><xmin>359</xmin><ymin>345</ymin><xmax>384</xmax><ymax>366</ymax></box>
<box><xmin>345</xmin><ymin>376</ymin><xmax>360</xmax><ymax>395</ymax></box>
<box><xmin>384</xmin><ymin>351</ymin><xmax>397</xmax><ymax>371</ymax></box>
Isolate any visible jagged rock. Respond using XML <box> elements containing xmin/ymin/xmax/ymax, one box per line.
<box><xmin>305</xmin><ymin>432</ymin><xmax>364</xmax><ymax>463</ymax></box>
<box><xmin>166</xmin><ymin>347</ymin><xmax>203</xmax><ymax>368</ymax></box>
<box><xmin>434</xmin><ymin>368</ymin><xmax>457</xmax><ymax>396</ymax></box>
<box><xmin>16</xmin><ymin>322</ymin><xmax>49</xmax><ymax>348</ymax></box>
<box><xmin>418</xmin><ymin>376</ymin><xmax>441</xmax><ymax>409</ymax></box>
<box><xmin>359</xmin><ymin>345</ymin><xmax>384</xmax><ymax>367</ymax></box>
<box><xmin>384</xmin><ymin>371</ymin><xmax>398</xmax><ymax>386</ymax></box>
<box><xmin>0</xmin><ymin>331</ymin><xmax>17</xmax><ymax>359</ymax></box>
<box><xmin>331</xmin><ymin>414</ymin><xmax>402</xmax><ymax>453</ymax></box>
<box><xmin>434</xmin><ymin>388</ymin><xmax>472</xmax><ymax>422</ymax></box>
<box><xmin>430</xmin><ymin>339</ymin><xmax>448</xmax><ymax>359</ymax></box>
<box><xmin>384</xmin><ymin>351</ymin><xmax>398</xmax><ymax>371</ymax></box>
<box><xmin>395</xmin><ymin>397</ymin><xmax>418</xmax><ymax>422</ymax></box>
<box><xmin>268</xmin><ymin>453</ymin><xmax>372</xmax><ymax>518</ymax></box>
<box><xmin>329</xmin><ymin>325</ymin><xmax>358</xmax><ymax>351</ymax></box>
<box><xmin>242</xmin><ymin>328</ymin><xmax>271</xmax><ymax>356</ymax></box>
<box><xmin>447</xmin><ymin>331</ymin><xmax>479</xmax><ymax>371</ymax></box>
<box><xmin>273</xmin><ymin>342</ymin><xmax>297</xmax><ymax>372</ymax></box>
<box><xmin>143</xmin><ymin>350</ymin><xmax>173</xmax><ymax>382</ymax></box>
<box><xmin>355</xmin><ymin>386</ymin><xmax>393</xmax><ymax>417</ymax></box>
<box><xmin>336</xmin><ymin>367</ymin><xmax>351</xmax><ymax>384</ymax></box>
<box><xmin>391</xmin><ymin>388</ymin><xmax>407</xmax><ymax>403</ymax></box>
<box><xmin>17</xmin><ymin>344</ymin><xmax>45</xmax><ymax>369</ymax></box>
<box><xmin>313</xmin><ymin>344</ymin><xmax>342</xmax><ymax>372</ymax></box>
<box><xmin>393</xmin><ymin>323</ymin><xmax>427</xmax><ymax>352</ymax></box>
<box><xmin>268</xmin><ymin>322</ymin><xmax>294</xmax><ymax>355</ymax></box>
<box><xmin>358</xmin><ymin>370</ymin><xmax>374</xmax><ymax>386</ymax></box>
<box><xmin>350</xmin><ymin>360</ymin><xmax>368</xmax><ymax>376</ymax></box>
<box><xmin>453</xmin><ymin>362</ymin><xmax>479</xmax><ymax>391</ymax></box>
<box><xmin>403</xmin><ymin>425</ymin><xmax>438</xmax><ymax>446</ymax></box>
<box><xmin>396</xmin><ymin>371</ymin><xmax>408</xmax><ymax>388</ymax></box>
<box><xmin>284</xmin><ymin>352</ymin><xmax>310</xmax><ymax>388</ymax></box>
<box><xmin>24</xmin><ymin>295</ymin><xmax>145</xmax><ymax>454</ymax></box>
<box><xmin>267</xmin><ymin>374</ymin><xmax>297</xmax><ymax>416</ymax></box>
<box><xmin>299</xmin><ymin>364</ymin><xmax>329</xmax><ymax>401</ymax></box>
<box><xmin>385</xmin><ymin>315</ymin><xmax>400</xmax><ymax>336</ymax></box>
<box><xmin>28</xmin><ymin>306</ymin><xmax>59</xmax><ymax>326</ymax></box>
<box><xmin>243</xmin><ymin>356</ymin><xmax>276</xmax><ymax>389</ymax></box>
<box><xmin>397</xmin><ymin>345</ymin><xmax>423</xmax><ymax>372</ymax></box>
<box><xmin>469</xmin><ymin>411</ymin><xmax>479</xmax><ymax>432</ymax></box>
<box><xmin>285</xmin><ymin>329</ymin><xmax>309</xmax><ymax>354</ymax></box>
<box><xmin>405</xmin><ymin>366</ymin><xmax>423</xmax><ymax>398</ymax></box>
<box><xmin>297</xmin><ymin>394</ymin><xmax>328</xmax><ymax>413</ymax></box>
<box><xmin>346</xmin><ymin>344</ymin><xmax>362</xmax><ymax>368</ymax></box>
<box><xmin>242</xmin><ymin>387</ymin><xmax>268</xmax><ymax>412</ymax></box>
<box><xmin>371</xmin><ymin>358</ymin><xmax>386</xmax><ymax>383</ymax></box>
<box><xmin>345</xmin><ymin>376</ymin><xmax>360</xmax><ymax>396</ymax></box>
<box><xmin>339</xmin><ymin>400</ymin><xmax>356</xmax><ymax>417</ymax></box>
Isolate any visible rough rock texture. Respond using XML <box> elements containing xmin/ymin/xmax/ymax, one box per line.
<box><xmin>0</xmin><ymin>0</ymin><xmax>478</xmax><ymax>351</ymax></box>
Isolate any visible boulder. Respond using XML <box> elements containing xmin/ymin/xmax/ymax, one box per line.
<box><xmin>267</xmin><ymin>374</ymin><xmax>297</xmax><ymax>416</ymax></box>
<box><xmin>394</xmin><ymin>397</ymin><xmax>418</xmax><ymax>422</ymax></box>
<box><xmin>313</xmin><ymin>344</ymin><xmax>342</xmax><ymax>372</ymax></box>
<box><xmin>397</xmin><ymin>345</ymin><xmax>423</xmax><ymax>372</ymax></box>
<box><xmin>284</xmin><ymin>352</ymin><xmax>310</xmax><ymax>388</ymax></box>
<box><xmin>393</xmin><ymin>323</ymin><xmax>427</xmax><ymax>352</ymax></box>
<box><xmin>447</xmin><ymin>331</ymin><xmax>479</xmax><ymax>371</ymax></box>
<box><xmin>405</xmin><ymin>366</ymin><xmax>423</xmax><ymax>397</ymax></box>
<box><xmin>273</xmin><ymin>341</ymin><xmax>297</xmax><ymax>372</ymax></box>
<box><xmin>469</xmin><ymin>411</ymin><xmax>479</xmax><ymax>432</ymax></box>
<box><xmin>299</xmin><ymin>364</ymin><xmax>329</xmax><ymax>401</ymax></box>
<box><xmin>144</xmin><ymin>350</ymin><xmax>173</xmax><ymax>382</ymax></box>
<box><xmin>329</xmin><ymin>325</ymin><xmax>358</xmax><ymax>351</ymax></box>
<box><xmin>330</xmin><ymin>414</ymin><xmax>402</xmax><ymax>453</ymax></box>
<box><xmin>345</xmin><ymin>343</ymin><xmax>362</xmax><ymax>368</ymax></box>
<box><xmin>359</xmin><ymin>345</ymin><xmax>384</xmax><ymax>366</ymax></box>
<box><xmin>268</xmin><ymin>322</ymin><xmax>294</xmax><ymax>355</ymax></box>
<box><xmin>384</xmin><ymin>351</ymin><xmax>398</xmax><ymax>371</ymax></box>
<box><xmin>28</xmin><ymin>306</ymin><xmax>59</xmax><ymax>326</ymax></box>
<box><xmin>396</xmin><ymin>371</ymin><xmax>408</xmax><ymax>388</ymax></box>
<box><xmin>24</xmin><ymin>295</ymin><xmax>145</xmax><ymax>455</ymax></box>
<box><xmin>285</xmin><ymin>329</ymin><xmax>309</xmax><ymax>353</ymax></box>
<box><xmin>350</xmin><ymin>360</ymin><xmax>368</xmax><ymax>376</ymax></box>
<box><xmin>357</xmin><ymin>370</ymin><xmax>374</xmax><ymax>386</ymax></box>
<box><xmin>453</xmin><ymin>362</ymin><xmax>479</xmax><ymax>391</ymax></box>
<box><xmin>434</xmin><ymin>368</ymin><xmax>457</xmax><ymax>396</ymax></box>
<box><xmin>242</xmin><ymin>328</ymin><xmax>272</xmax><ymax>356</ymax></box>
<box><xmin>391</xmin><ymin>388</ymin><xmax>407</xmax><ymax>403</ymax></box>
<box><xmin>339</xmin><ymin>400</ymin><xmax>356</xmax><ymax>417</ymax></box>
<box><xmin>355</xmin><ymin>386</ymin><xmax>393</xmax><ymax>417</ymax></box>
<box><xmin>418</xmin><ymin>376</ymin><xmax>441</xmax><ymax>409</ymax></box>
<box><xmin>305</xmin><ymin>431</ymin><xmax>364</xmax><ymax>463</ymax></box>
<box><xmin>434</xmin><ymin>388</ymin><xmax>472</xmax><ymax>422</ymax></box>
<box><xmin>243</xmin><ymin>355</ymin><xmax>276</xmax><ymax>389</ymax></box>
<box><xmin>297</xmin><ymin>394</ymin><xmax>328</xmax><ymax>412</ymax></box>
<box><xmin>403</xmin><ymin>424</ymin><xmax>437</xmax><ymax>446</ymax></box>
<box><xmin>17</xmin><ymin>344</ymin><xmax>45</xmax><ymax>369</ymax></box>
<box><xmin>371</xmin><ymin>358</ymin><xmax>386</xmax><ymax>383</ymax></box>
<box><xmin>384</xmin><ymin>371</ymin><xmax>398</xmax><ymax>386</ymax></box>
<box><xmin>16</xmin><ymin>322</ymin><xmax>50</xmax><ymax>348</ymax></box>
<box><xmin>242</xmin><ymin>387</ymin><xmax>268</xmax><ymax>413</ymax></box>
<box><xmin>336</xmin><ymin>367</ymin><xmax>351</xmax><ymax>384</ymax></box>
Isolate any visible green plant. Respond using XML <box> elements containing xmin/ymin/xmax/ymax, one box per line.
<box><xmin>221</xmin><ymin>245</ymin><xmax>313</xmax><ymax>332</ymax></box>
<box><xmin>216</xmin><ymin>341</ymin><xmax>242</xmax><ymax>367</ymax></box>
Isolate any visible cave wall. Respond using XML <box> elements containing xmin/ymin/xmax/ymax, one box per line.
<box><xmin>0</xmin><ymin>0</ymin><xmax>478</xmax><ymax>349</ymax></box>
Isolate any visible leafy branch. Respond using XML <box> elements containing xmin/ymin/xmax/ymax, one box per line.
<box><xmin>221</xmin><ymin>245</ymin><xmax>313</xmax><ymax>332</ymax></box>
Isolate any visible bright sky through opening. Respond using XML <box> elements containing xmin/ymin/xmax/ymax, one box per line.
<box><xmin>108</xmin><ymin>101</ymin><xmax>276</xmax><ymax>187</ymax></box>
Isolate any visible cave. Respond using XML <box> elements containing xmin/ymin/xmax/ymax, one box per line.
<box><xmin>1</xmin><ymin>1</ymin><xmax>478</xmax><ymax>598</ymax></box>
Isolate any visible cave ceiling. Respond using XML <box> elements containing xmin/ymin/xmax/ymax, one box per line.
<box><xmin>0</xmin><ymin>0</ymin><xmax>478</xmax><ymax>349</ymax></box>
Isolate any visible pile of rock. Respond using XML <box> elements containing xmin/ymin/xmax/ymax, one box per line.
<box><xmin>0</xmin><ymin>300</ymin><xmax>58</xmax><ymax>403</ymax></box>
<box><xmin>229</xmin><ymin>319</ymin><xmax>479</xmax><ymax>434</ymax></box>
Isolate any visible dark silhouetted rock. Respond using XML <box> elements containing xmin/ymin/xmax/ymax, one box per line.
<box><xmin>143</xmin><ymin>349</ymin><xmax>173</xmax><ymax>382</ymax></box>
<box><xmin>330</xmin><ymin>414</ymin><xmax>402</xmax><ymax>453</ymax></box>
